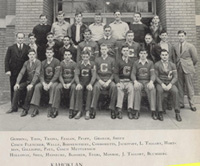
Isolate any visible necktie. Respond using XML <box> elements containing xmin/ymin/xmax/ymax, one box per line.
<box><xmin>163</xmin><ymin>62</ymin><xmax>168</xmax><ymax>72</ymax></box>
<box><xmin>19</xmin><ymin>44</ymin><xmax>22</xmax><ymax>56</ymax></box>
<box><xmin>180</xmin><ymin>43</ymin><xmax>182</xmax><ymax>54</ymax></box>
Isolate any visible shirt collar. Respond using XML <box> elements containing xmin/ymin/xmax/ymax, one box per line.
<box><xmin>40</xmin><ymin>23</ymin><xmax>47</xmax><ymax>25</ymax></box>
<box><xmin>122</xmin><ymin>56</ymin><xmax>129</xmax><ymax>63</ymax></box>
<box><xmin>75</xmin><ymin>22</ymin><xmax>82</xmax><ymax>26</ymax></box>
<box><xmin>64</xmin><ymin>45</ymin><xmax>71</xmax><ymax>49</ymax></box>
<box><xmin>102</xmin><ymin>55</ymin><xmax>108</xmax><ymax>60</ymax></box>
<box><xmin>104</xmin><ymin>36</ymin><xmax>111</xmax><ymax>40</ymax></box>
<box><xmin>94</xmin><ymin>22</ymin><xmax>104</xmax><ymax>26</ymax></box>
<box><xmin>160</xmin><ymin>41</ymin><xmax>168</xmax><ymax>44</ymax></box>
<box><xmin>161</xmin><ymin>60</ymin><xmax>169</xmax><ymax>64</ymax></box>
<box><xmin>30</xmin><ymin>59</ymin><xmax>36</xmax><ymax>64</ymax></box>
<box><xmin>56</xmin><ymin>21</ymin><xmax>66</xmax><ymax>25</ymax></box>
<box><xmin>64</xmin><ymin>59</ymin><xmax>73</xmax><ymax>64</ymax></box>
<box><xmin>47</xmin><ymin>57</ymin><xmax>53</xmax><ymax>64</ymax></box>
<box><xmin>139</xmin><ymin>59</ymin><xmax>148</xmax><ymax>65</ymax></box>
<box><xmin>180</xmin><ymin>41</ymin><xmax>186</xmax><ymax>46</ymax></box>
<box><xmin>113</xmin><ymin>20</ymin><xmax>123</xmax><ymax>24</ymax></box>
<box><xmin>81</xmin><ymin>60</ymin><xmax>91</xmax><ymax>66</ymax></box>
<box><xmin>132</xmin><ymin>21</ymin><xmax>142</xmax><ymax>24</ymax></box>
<box><xmin>17</xmin><ymin>43</ymin><xmax>23</xmax><ymax>48</ymax></box>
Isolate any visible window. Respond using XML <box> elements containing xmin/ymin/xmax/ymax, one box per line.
<box><xmin>54</xmin><ymin>0</ymin><xmax>156</xmax><ymax>24</ymax></box>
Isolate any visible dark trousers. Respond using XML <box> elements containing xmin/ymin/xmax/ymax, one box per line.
<box><xmin>52</xmin><ymin>83</ymin><xmax>76</xmax><ymax>110</ymax></box>
<box><xmin>75</xmin><ymin>85</ymin><xmax>93</xmax><ymax>112</ymax></box>
<box><xmin>10</xmin><ymin>75</ymin><xmax>17</xmax><ymax>102</ymax></box>
<box><xmin>91</xmin><ymin>81</ymin><xmax>117</xmax><ymax>111</ymax></box>
<box><xmin>156</xmin><ymin>84</ymin><xmax>180</xmax><ymax>113</ymax></box>
<box><xmin>12</xmin><ymin>82</ymin><xmax>34</xmax><ymax>111</ymax></box>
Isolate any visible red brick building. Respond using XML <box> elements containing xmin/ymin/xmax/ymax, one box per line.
<box><xmin>0</xmin><ymin>0</ymin><xmax>200</xmax><ymax>99</ymax></box>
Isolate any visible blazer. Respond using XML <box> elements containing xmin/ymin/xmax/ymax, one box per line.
<box><xmin>173</xmin><ymin>42</ymin><xmax>198</xmax><ymax>74</ymax></box>
<box><xmin>5</xmin><ymin>43</ymin><xmax>30</xmax><ymax>76</ymax></box>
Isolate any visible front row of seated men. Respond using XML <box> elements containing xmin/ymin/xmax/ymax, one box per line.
<box><xmin>8</xmin><ymin>44</ymin><xmax>182</xmax><ymax>122</ymax></box>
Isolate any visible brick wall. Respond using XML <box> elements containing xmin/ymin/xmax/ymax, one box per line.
<box><xmin>195</xmin><ymin>26</ymin><xmax>200</xmax><ymax>95</ymax></box>
<box><xmin>43</xmin><ymin>0</ymin><xmax>53</xmax><ymax>25</ymax></box>
<box><xmin>0</xmin><ymin>0</ymin><xmax>7</xmax><ymax>18</ymax></box>
<box><xmin>7</xmin><ymin>0</ymin><xmax>16</xmax><ymax>15</ymax></box>
<box><xmin>156</xmin><ymin>0</ymin><xmax>166</xmax><ymax>29</ymax></box>
<box><xmin>195</xmin><ymin>0</ymin><xmax>200</xmax><ymax>15</ymax></box>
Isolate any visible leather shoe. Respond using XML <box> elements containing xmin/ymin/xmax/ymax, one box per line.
<box><xmin>6</xmin><ymin>108</ymin><xmax>18</xmax><ymax>114</ymax></box>
<box><xmin>180</xmin><ymin>105</ymin><xmax>185</xmax><ymax>109</ymax></box>
<box><xmin>47</xmin><ymin>107</ymin><xmax>53</xmax><ymax>118</ymax></box>
<box><xmin>74</xmin><ymin>111</ymin><xmax>82</xmax><ymax>119</ymax></box>
<box><xmin>51</xmin><ymin>108</ymin><xmax>58</xmax><ymax>118</ymax></box>
<box><xmin>118</xmin><ymin>111</ymin><xmax>122</xmax><ymax>119</ymax></box>
<box><xmin>85</xmin><ymin>111</ymin><xmax>90</xmax><ymax>120</ymax></box>
<box><xmin>133</xmin><ymin>111</ymin><xmax>140</xmax><ymax>119</ymax></box>
<box><xmin>157</xmin><ymin>112</ymin><xmax>163</xmax><ymax>121</ymax></box>
<box><xmin>69</xmin><ymin>109</ymin><xmax>73</xmax><ymax>119</ymax></box>
<box><xmin>20</xmin><ymin>110</ymin><xmax>28</xmax><ymax>117</ymax></box>
<box><xmin>90</xmin><ymin>110</ymin><xmax>96</xmax><ymax>119</ymax></box>
<box><xmin>127</xmin><ymin>112</ymin><xmax>133</xmax><ymax>119</ymax></box>
<box><xmin>31</xmin><ymin>109</ymin><xmax>39</xmax><ymax>117</ymax></box>
<box><xmin>176</xmin><ymin>113</ymin><xmax>182</xmax><ymax>122</ymax></box>
<box><xmin>111</xmin><ymin>110</ymin><xmax>116</xmax><ymax>119</ymax></box>
<box><xmin>152</xmin><ymin>111</ymin><xmax>157</xmax><ymax>120</ymax></box>
<box><xmin>191</xmin><ymin>107</ymin><xmax>197</xmax><ymax>112</ymax></box>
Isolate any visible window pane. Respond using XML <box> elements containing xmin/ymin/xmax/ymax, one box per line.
<box><xmin>137</xmin><ymin>2</ymin><xmax>152</xmax><ymax>13</ymax></box>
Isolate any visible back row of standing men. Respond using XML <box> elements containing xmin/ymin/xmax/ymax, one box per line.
<box><xmin>5</xmin><ymin>11</ymin><xmax>198</xmax><ymax>121</ymax></box>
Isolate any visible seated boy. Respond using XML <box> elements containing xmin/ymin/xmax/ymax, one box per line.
<box><xmin>91</xmin><ymin>44</ymin><xmax>117</xmax><ymax>119</ymax></box>
<box><xmin>131</xmin><ymin>48</ymin><xmax>157</xmax><ymax>120</ymax></box>
<box><xmin>10</xmin><ymin>49</ymin><xmax>41</xmax><ymax>117</ymax></box>
<box><xmin>30</xmin><ymin>47</ymin><xmax>60</xmax><ymax>117</ymax></box>
<box><xmin>115</xmin><ymin>45</ymin><xmax>134</xmax><ymax>119</ymax></box>
<box><xmin>51</xmin><ymin>50</ymin><xmax>76</xmax><ymax>118</ymax></box>
<box><xmin>155</xmin><ymin>49</ymin><xmax>182</xmax><ymax>121</ymax></box>
<box><xmin>74</xmin><ymin>50</ymin><xmax>96</xmax><ymax>120</ymax></box>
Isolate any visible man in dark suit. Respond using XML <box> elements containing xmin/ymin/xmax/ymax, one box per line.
<box><xmin>5</xmin><ymin>32</ymin><xmax>30</xmax><ymax>112</ymax></box>
<box><xmin>173</xmin><ymin>30</ymin><xmax>198</xmax><ymax>111</ymax></box>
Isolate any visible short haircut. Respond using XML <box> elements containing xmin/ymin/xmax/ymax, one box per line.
<box><xmin>139</xmin><ymin>47</ymin><xmax>147</xmax><ymax>53</ymax></box>
<box><xmin>46</xmin><ymin>32</ymin><xmax>54</xmax><ymax>37</ymax></box>
<box><xmin>64</xmin><ymin>49</ymin><xmax>72</xmax><ymax>55</ymax></box>
<box><xmin>114</xmin><ymin>10</ymin><xmax>121</xmax><ymax>14</ymax></box>
<box><xmin>160</xmin><ymin>49</ymin><xmax>169</xmax><ymax>54</ymax></box>
<box><xmin>95</xmin><ymin>12</ymin><xmax>101</xmax><ymax>16</ymax></box>
<box><xmin>134</xmin><ymin>12</ymin><xmax>141</xmax><ymax>17</ymax></box>
<box><xmin>28</xmin><ymin>33</ymin><xmax>35</xmax><ymax>38</ymax></box>
<box><xmin>84</xmin><ymin>28</ymin><xmax>92</xmax><ymax>34</ymax></box>
<box><xmin>121</xmin><ymin>44</ymin><xmax>129</xmax><ymax>50</ymax></box>
<box><xmin>100</xmin><ymin>43</ymin><xmax>108</xmax><ymax>48</ymax></box>
<box><xmin>160</xmin><ymin>29</ymin><xmax>168</xmax><ymax>35</ymax></box>
<box><xmin>16</xmin><ymin>32</ymin><xmax>25</xmax><ymax>37</ymax></box>
<box><xmin>75</xmin><ymin>12</ymin><xmax>82</xmax><ymax>17</ymax></box>
<box><xmin>46</xmin><ymin>47</ymin><xmax>54</xmax><ymax>52</ymax></box>
<box><xmin>28</xmin><ymin>48</ymin><xmax>36</xmax><ymax>54</ymax></box>
<box><xmin>81</xmin><ymin>49</ymin><xmax>90</xmax><ymax>56</ymax></box>
<box><xmin>177</xmin><ymin>30</ymin><xmax>186</xmax><ymax>35</ymax></box>
<box><xmin>39</xmin><ymin>14</ymin><xmax>47</xmax><ymax>18</ymax></box>
<box><xmin>103</xmin><ymin>24</ymin><xmax>111</xmax><ymax>30</ymax></box>
<box><xmin>126</xmin><ymin>30</ymin><xmax>134</xmax><ymax>36</ymax></box>
<box><xmin>63</xmin><ymin>35</ymin><xmax>71</xmax><ymax>39</ymax></box>
<box><xmin>57</xmin><ymin>11</ymin><xmax>65</xmax><ymax>16</ymax></box>
<box><xmin>145</xmin><ymin>33</ymin><xmax>153</xmax><ymax>38</ymax></box>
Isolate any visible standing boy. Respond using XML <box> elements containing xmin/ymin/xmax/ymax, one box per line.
<box><xmin>91</xmin><ymin>44</ymin><xmax>117</xmax><ymax>119</ymax></box>
<box><xmin>52</xmin><ymin>50</ymin><xmax>76</xmax><ymax>118</ymax></box>
<box><xmin>173</xmin><ymin>30</ymin><xmax>198</xmax><ymax>111</ymax></box>
<box><xmin>115</xmin><ymin>45</ymin><xmax>134</xmax><ymax>119</ymax></box>
<box><xmin>131</xmin><ymin>48</ymin><xmax>157</xmax><ymax>120</ymax></box>
<box><xmin>9</xmin><ymin>49</ymin><xmax>41</xmax><ymax>116</ymax></box>
<box><xmin>30</xmin><ymin>47</ymin><xmax>60</xmax><ymax>117</ymax></box>
<box><xmin>155</xmin><ymin>49</ymin><xmax>182</xmax><ymax>121</ymax></box>
<box><xmin>74</xmin><ymin>50</ymin><xmax>96</xmax><ymax>120</ymax></box>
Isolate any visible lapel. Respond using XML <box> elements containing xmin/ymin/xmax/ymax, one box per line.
<box><xmin>14</xmin><ymin>44</ymin><xmax>21</xmax><ymax>57</ymax></box>
<box><xmin>21</xmin><ymin>44</ymin><xmax>26</xmax><ymax>57</ymax></box>
<box><xmin>181</xmin><ymin>42</ymin><xmax>188</xmax><ymax>55</ymax></box>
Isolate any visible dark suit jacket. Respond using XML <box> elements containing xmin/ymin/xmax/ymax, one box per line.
<box><xmin>158</xmin><ymin>42</ymin><xmax>174</xmax><ymax>62</ymax></box>
<box><xmin>5</xmin><ymin>43</ymin><xmax>30</xmax><ymax>76</ymax></box>
<box><xmin>173</xmin><ymin>42</ymin><xmax>198</xmax><ymax>74</ymax></box>
<box><xmin>69</xmin><ymin>23</ymin><xmax>87</xmax><ymax>46</ymax></box>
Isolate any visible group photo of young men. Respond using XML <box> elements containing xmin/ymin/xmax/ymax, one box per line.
<box><xmin>5</xmin><ymin>10</ymin><xmax>198</xmax><ymax>122</ymax></box>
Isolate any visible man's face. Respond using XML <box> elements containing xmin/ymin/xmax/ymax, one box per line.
<box><xmin>63</xmin><ymin>37</ymin><xmax>70</xmax><ymax>46</ymax></box>
<box><xmin>133</xmin><ymin>14</ymin><xmax>141</xmax><ymax>23</ymax></box>
<box><xmin>29</xmin><ymin>36</ymin><xmax>36</xmax><ymax>44</ymax></box>
<box><xmin>75</xmin><ymin>14</ymin><xmax>82</xmax><ymax>23</ymax></box>
<box><xmin>104</xmin><ymin>27</ymin><xmax>112</xmax><ymax>37</ymax></box>
<box><xmin>82</xmin><ymin>53</ymin><xmax>90</xmax><ymax>62</ymax></box>
<box><xmin>46</xmin><ymin>50</ymin><xmax>54</xmax><ymax>59</ymax></box>
<box><xmin>47</xmin><ymin>34</ymin><xmax>54</xmax><ymax>42</ymax></box>
<box><xmin>114</xmin><ymin>12</ymin><xmax>121</xmax><ymax>21</ymax></box>
<box><xmin>178</xmin><ymin>33</ymin><xmax>186</xmax><ymax>43</ymax></box>
<box><xmin>94</xmin><ymin>15</ymin><xmax>102</xmax><ymax>24</ymax></box>
<box><xmin>64</xmin><ymin>51</ymin><xmax>72</xmax><ymax>61</ymax></box>
<box><xmin>57</xmin><ymin>14</ymin><xmax>64</xmax><ymax>22</ymax></box>
<box><xmin>160</xmin><ymin>51</ymin><xmax>169</xmax><ymax>61</ymax></box>
<box><xmin>145</xmin><ymin>35</ymin><xmax>153</xmax><ymax>44</ymax></box>
<box><xmin>101</xmin><ymin>46</ymin><xmax>108</xmax><ymax>55</ymax></box>
<box><xmin>28</xmin><ymin>51</ymin><xmax>36</xmax><ymax>61</ymax></box>
<box><xmin>84</xmin><ymin>32</ymin><xmax>91</xmax><ymax>40</ymax></box>
<box><xmin>16</xmin><ymin>33</ymin><xmax>25</xmax><ymax>44</ymax></box>
<box><xmin>121</xmin><ymin>47</ymin><xmax>129</xmax><ymax>58</ymax></box>
<box><xmin>159</xmin><ymin>33</ymin><xmax>168</xmax><ymax>42</ymax></box>
<box><xmin>126</xmin><ymin>33</ymin><xmax>134</xmax><ymax>42</ymax></box>
<box><xmin>40</xmin><ymin>16</ymin><xmax>47</xmax><ymax>24</ymax></box>
<box><xmin>152</xmin><ymin>15</ymin><xmax>159</xmax><ymax>24</ymax></box>
<box><xmin>139</xmin><ymin>51</ymin><xmax>148</xmax><ymax>60</ymax></box>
